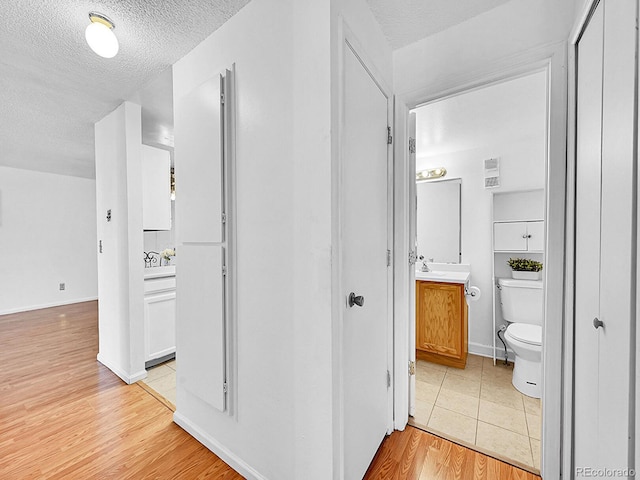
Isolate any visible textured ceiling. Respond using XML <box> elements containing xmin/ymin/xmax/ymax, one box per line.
<box><xmin>366</xmin><ymin>0</ymin><xmax>513</xmax><ymax>49</ymax></box>
<box><xmin>0</xmin><ymin>0</ymin><xmax>250</xmax><ymax>178</ymax></box>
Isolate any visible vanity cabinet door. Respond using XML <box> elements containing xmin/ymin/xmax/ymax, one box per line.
<box><xmin>416</xmin><ymin>281</ymin><xmax>467</xmax><ymax>368</ymax></box>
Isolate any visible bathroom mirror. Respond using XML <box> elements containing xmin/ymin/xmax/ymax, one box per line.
<box><xmin>416</xmin><ymin>178</ymin><xmax>461</xmax><ymax>263</ymax></box>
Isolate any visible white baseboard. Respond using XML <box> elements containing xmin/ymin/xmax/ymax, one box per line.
<box><xmin>173</xmin><ymin>411</ymin><xmax>267</xmax><ymax>480</ymax></box>
<box><xmin>0</xmin><ymin>296</ymin><xmax>98</xmax><ymax>316</ymax></box>
<box><xmin>97</xmin><ymin>353</ymin><xmax>147</xmax><ymax>385</ymax></box>
<box><xmin>468</xmin><ymin>342</ymin><xmax>515</xmax><ymax>362</ymax></box>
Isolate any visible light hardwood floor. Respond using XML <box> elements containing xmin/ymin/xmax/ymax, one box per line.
<box><xmin>0</xmin><ymin>301</ymin><xmax>540</xmax><ymax>479</ymax></box>
<box><xmin>0</xmin><ymin>301</ymin><xmax>240</xmax><ymax>479</ymax></box>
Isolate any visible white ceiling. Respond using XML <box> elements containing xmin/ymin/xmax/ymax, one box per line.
<box><xmin>0</xmin><ymin>0</ymin><xmax>250</xmax><ymax>178</ymax></box>
<box><xmin>1</xmin><ymin>0</ymin><xmax>518</xmax><ymax>179</ymax></box>
<box><xmin>366</xmin><ymin>0</ymin><xmax>512</xmax><ymax>49</ymax></box>
<box><xmin>414</xmin><ymin>71</ymin><xmax>547</xmax><ymax>159</ymax></box>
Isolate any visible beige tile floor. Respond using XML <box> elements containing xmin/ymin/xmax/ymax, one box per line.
<box><xmin>141</xmin><ymin>359</ymin><xmax>177</xmax><ymax>407</ymax></box>
<box><xmin>410</xmin><ymin>354</ymin><xmax>541</xmax><ymax>472</ymax></box>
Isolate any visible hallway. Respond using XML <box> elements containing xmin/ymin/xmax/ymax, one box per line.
<box><xmin>0</xmin><ymin>301</ymin><xmax>540</xmax><ymax>479</ymax></box>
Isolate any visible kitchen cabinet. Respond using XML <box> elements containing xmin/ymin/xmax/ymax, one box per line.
<box><xmin>493</xmin><ymin>220</ymin><xmax>544</xmax><ymax>252</ymax></box>
<box><xmin>144</xmin><ymin>269</ymin><xmax>176</xmax><ymax>363</ymax></box>
<box><xmin>141</xmin><ymin>145</ymin><xmax>171</xmax><ymax>231</ymax></box>
<box><xmin>416</xmin><ymin>280</ymin><xmax>468</xmax><ymax>368</ymax></box>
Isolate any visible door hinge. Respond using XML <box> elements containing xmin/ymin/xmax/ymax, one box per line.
<box><xmin>408</xmin><ymin>250</ymin><xmax>417</xmax><ymax>265</ymax></box>
<box><xmin>223</xmin><ymin>382</ymin><xmax>228</xmax><ymax>393</ymax></box>
<box><xmin>387</xmin><ymin>370</ymin><xmax>391</xmax><ymax>388</ymax></box>
<box><xmin>222</xmin><ymin>212</ymin><xmax>227</xmax><ymax>224</ymax></box>
<box><xmin>409</xmin><ymin>137</ymin><xmax>416</xmax><ymax>154</ymax></box>
<box><xmin>387</xmin><ymin>126</ymin><xmax>393</xmax><ymax>145</ymax></box>
<box><xmin>409</xmin><ymin>361</ymin><xmax>416</xmax><ymax>376</ymax></box>
<box><xmin>387</xmin><ymin>249</ymin><xmax>392</xmax><ymax>267</ymax></box>
<box><xmin>222</xmin><ymin>266</ymin><xmax>227</xmax><ymax>276</ymax></box>
<box><xmin>220</xmin><ymin>92</ymin><xmax>225</xmax><ymax>105</ymax></box>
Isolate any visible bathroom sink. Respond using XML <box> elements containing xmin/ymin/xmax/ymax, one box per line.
<box><xmin>416</xmin><ymin>270</ymin><xmax>470</xmax><ymax>284</ymax></box>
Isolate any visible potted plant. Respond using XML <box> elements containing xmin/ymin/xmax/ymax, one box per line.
<box><xmin>507</xmin><ymin>258</ymin><xmax>543</xmax><ymax>280</ymax></box>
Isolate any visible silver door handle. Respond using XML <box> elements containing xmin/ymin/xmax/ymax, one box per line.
<box><xmin>593</xmin><ymin>317</ymin><xmax>604</xmax><ymax>329</ymax></box>
<box><xmin>348</xmin><ymin>292</ymin><xmax>364</xmax><ymax>308</ymax></box>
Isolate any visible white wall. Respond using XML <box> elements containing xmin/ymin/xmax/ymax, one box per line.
<box><xmin>172</xmin><ymin>2</ymin><xmax>301</xmax><ymax>478</ymax></box>
<box><xmin>94</xmin><ymin>101</ymin><xmax>145</xmax><ymax>385</ymax></box>
<box><xmin>393</xmin><ymin>0</ymin><xmax>575</xmax><ymax>103</ymax></box>
<box><xmin>172</xmin><ymin>0</ymin><xmax>390</xmax><ymax>478</ymax></box>
<box><xmin>0</xmin><ymin>166</ymin><xmax>97</xmax><ymax>314</ymax></box>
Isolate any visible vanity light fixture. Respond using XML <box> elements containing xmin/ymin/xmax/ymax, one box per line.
<box><xmin>85</xmin><ymin>12</ymin><xmax>119</xmax><ymax>58</ymax></box>
<box><xmin>416</xmin><ymin>167</ymin><xmax>447</xmax><ymax>181</ymax></box>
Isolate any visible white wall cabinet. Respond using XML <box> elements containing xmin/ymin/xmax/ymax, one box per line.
<box><xmin>144</xmin><ymin>275</ymin><xmax>176</xmax><ymax>362</ymax></box>
<box><xmin>491</xmin><ymin>190</ymin><xmax>545</xmax><ymax>365</ymax></box>
<box><xmin>493</xmin><ymin>221</ymin><xmax>543</xmax><ymax>252</ymax></box>
<box><xmin>141</xmin><ymin>145</ymin><xmax>171</xmax><ymax>231</ymax></box>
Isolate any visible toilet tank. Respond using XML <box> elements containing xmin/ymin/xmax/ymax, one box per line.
<box><xmin>498</xmin><ymin>278</ymin><xmax>544</xmax><ymax>325</ymax></box>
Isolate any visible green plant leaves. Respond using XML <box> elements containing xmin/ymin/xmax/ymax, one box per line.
<box><xmin>507</xmin><ymin>258</ymin><xmax>543</xmax><ymax>272</ymax></box>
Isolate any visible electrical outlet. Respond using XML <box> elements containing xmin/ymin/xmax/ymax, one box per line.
<box><xmin>59</xmin><ymin>283</ymin><xmax>65</xmax><ymax>291</ymax></box>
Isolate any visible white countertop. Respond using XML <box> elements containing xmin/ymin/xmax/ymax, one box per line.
<box><xmin>144</xmin><ymin>265</ymin><xmax>176</xmax><ymax>279</ymax></box>
<box><xmin>415</xmin><ymin>270</ymin><xmax>470</xmax><ymax>284</ymax></box>
<box><xmin>415</xmin><ymin>262</ymin><xmax>470</xmax><ymax>284</ymax></box>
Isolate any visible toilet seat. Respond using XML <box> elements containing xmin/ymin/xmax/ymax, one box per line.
<box><xmin>506</xmin><ymin>323</ymin><xmax>542</xmax><ymax>346</ymax></box>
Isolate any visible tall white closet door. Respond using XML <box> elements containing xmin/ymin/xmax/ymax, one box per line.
<box><xmin>574</xmin><ymin>0</ymin><xmax>603</xmax><ymax>467</ymax></box>
<box><xmin>598</xmin><ymin>0</ymin><xmax>637</xmax><ymax>467</ymax></box>
<box><xmin>575</xmin><ymin>0</ymin><xmax>637</xmax><ymax>470</ymax></box>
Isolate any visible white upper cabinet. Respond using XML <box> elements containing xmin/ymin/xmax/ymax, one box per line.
<box><xmin>494</xmin><ymin>221</ymin><xmax>544</xmax><ymax>252</ymax></box>
<box><xmin>141</xmin><ymin>145</ymin><xmax>171</xmax><ymax>231</ymax></box>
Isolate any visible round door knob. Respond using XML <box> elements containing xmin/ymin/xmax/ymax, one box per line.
<box><xmin>593</xmin><ymin>317</ymin><xmax>604</xmax><ymax>329</ymax></box>
<box><xmin>348</xmin><ymin>292</ymin><xmax>365</xmax><ymax>308</ymax></box>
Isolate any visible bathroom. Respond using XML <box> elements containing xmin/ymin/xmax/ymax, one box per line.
<box><xmin>409</xmin><ymin>70</ymin><xmax>546</xmax><ymax>472</ymax></box>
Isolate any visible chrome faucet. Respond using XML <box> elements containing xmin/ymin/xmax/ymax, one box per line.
<box><xmin>418</xmin><ymin>256</ymin><xmax>430</xmax><ymax>272</ymax></box>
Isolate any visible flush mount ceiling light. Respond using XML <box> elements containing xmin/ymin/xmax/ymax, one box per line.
<box><xmin>85</xmin><ymin>12</ymin><xmax>119</xmax><ymax>58</ymax></box>
<box><xmin>416</xmin><ymin>167</ymin><xmax>447</xmax><ymax>181</ymax></box>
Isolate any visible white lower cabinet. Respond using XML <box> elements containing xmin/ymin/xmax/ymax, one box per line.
<box><xmin>144</xmin><ymin>275</ymin><xmax>176</xmax><ymax>362</ymax></box>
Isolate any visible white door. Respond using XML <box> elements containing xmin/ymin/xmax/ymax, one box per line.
<box><xmin>342</xmin><ymin>41</ymin><xmax>390</xmax><ymax>480</ymax></box>
<box><xmin>574</xmin><ymin>0</ymin><xmax>636</xmax><ymax>470</ymax></box>
<box><xmin>408</xmin><ymin>112</ymin><xmax>417</xmax><ymax>418</ymax></box>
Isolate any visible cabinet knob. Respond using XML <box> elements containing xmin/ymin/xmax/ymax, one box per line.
<box><xmin>593</xmin><ymin>317</ymin><xmax>604</xmax><ymax>329</ymax></box>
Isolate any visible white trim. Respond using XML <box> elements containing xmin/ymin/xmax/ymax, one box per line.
<box><xmin>0</xmin><ymin>297</ymin><xmax>98</xmax><ymax>316</ymax></box>
<box><xmin>173</xmin><ymin>412</ymin><xmax>267</xmax><ymax>480</ymax></box>
<box><xmin>96</xmin><ymin>353</ymin><xmax>147</xmax><ymax>385</ymax></box>
<box><xmin>392</xmin><ymin>99</ymin><xmax>410</xmax><ymax>430</ymax></box>
<box><xmin>468</xmin><ymin>342</ymin><xmax>515</xmax><ymax>362</ymax></box>
<box><xmin>392</xmin><ymin>42</ymin><xmax>567</xmax><ymax>479</ymax></box>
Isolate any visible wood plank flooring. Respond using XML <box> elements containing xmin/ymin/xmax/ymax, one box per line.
<box><xmin>364</xmin><ymin>427</ymin><xmax>541</xmax><ymax>480</ymax></box>
<box><xmin>0</xmin><ymin>301</ymin><xmax>240</xmax><ymax>479</ymax></box>
<box><xmin>1</xmin><ymin>301</ymin><xmax>541</xmax><ymax>479</ymax></box>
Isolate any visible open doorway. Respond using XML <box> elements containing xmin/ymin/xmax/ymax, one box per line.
<box><xmin>408</xmin><ymin>70</ymin><xmax>548</xmax><ymax>472</ymax></box>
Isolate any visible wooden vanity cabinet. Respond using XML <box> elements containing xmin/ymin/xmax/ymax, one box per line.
<box><xmin>416</xmin><ymin>280</ymin><xmax>468</xmax><ymax>368</ymax></box>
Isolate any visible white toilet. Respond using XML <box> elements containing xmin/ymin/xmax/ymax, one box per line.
<box><xmin>498</xmin><ymin>278</ymin><xmax>544</xmax><ymax>398</ymax></box>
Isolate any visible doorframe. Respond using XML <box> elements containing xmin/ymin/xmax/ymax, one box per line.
<box><xmin>332</xmin><ymin>17</ymin><xmax>395</xmax><ymax>479</ymax></box>
<box><xmin>392</xmin><ymin>42</ymin><xmax>569</xmax><ymax>479</ymax></box>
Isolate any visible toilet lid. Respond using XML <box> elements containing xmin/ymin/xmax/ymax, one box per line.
<box><xmin>506</xmin><ymin>323</ymin><xmax>542</xmax><ymax>346</ymax></box>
